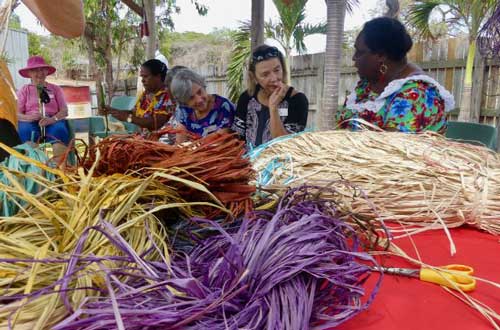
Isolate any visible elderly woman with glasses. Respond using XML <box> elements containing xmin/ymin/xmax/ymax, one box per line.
<box><xmin>232</xmin><ymin>45</ymin><xmax>308</xmax><ymax>148</ymax></box>
<box><xmin>170</xmin><ymin>69</ymin><xmax>235</xmax><ymax>142</ymax></box>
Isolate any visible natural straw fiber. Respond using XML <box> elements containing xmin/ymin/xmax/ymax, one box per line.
<box><xmin>251</xmin><ymin>130</ymin><xmax>500</xmax><ymax>234</ymax></box>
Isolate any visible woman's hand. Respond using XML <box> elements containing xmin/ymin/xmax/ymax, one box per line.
<box><xmin>269</xmin><ymin>83</ymin><xmax>288</xmax><ymax>111</ymax></box>
<box><xmin>39</xmin><ymin>116</ymin><xmax>57</xmax><ymax>127</ymax></box>
<box><xmin>109</xmin><ymin>110</ymin><xmax>132</xmax><ymax>122</ymax></box>
<box><xmin>25</xmin><ymin>112</ymin><xmax>43</xmax><ymax>122</ymax></box>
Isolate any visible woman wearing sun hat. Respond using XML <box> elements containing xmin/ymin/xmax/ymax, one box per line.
<box><xmin>17</xmin><ymin>55</ymin><xmax>70</xmax><ymax>161</ymax></box>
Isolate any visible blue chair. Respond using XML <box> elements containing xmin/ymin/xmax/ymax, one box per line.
<box><xmin>445</xmin><ymin>121</ymin><xmax>498</xmax><ymax>151</ymax></box>
<box><xmin>89</xmin><ymin>96</ymin><xmax>140</xmax><ymax>140</ymax></box>
<box><xmin>111</xmin><ymin>95</ymin><xmax>136</xmax><ymax>111</ymax></box>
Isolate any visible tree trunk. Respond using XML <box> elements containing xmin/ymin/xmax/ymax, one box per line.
<box><xmin>143</xmin><ymin>0</ymin><xmax>156</xmax><ymax>59</ymax></box>
<box><xmin>285</xmin><ymin>46</ymin><xmax>292</xmax><ymax>84</ymax></box>
<box><xmin>104</xmin><ymin>46</ymin><xmax>114</xmax><ymax>104</ymax></box>
<box><xmin>385</xmin><ymin>0</ymin><xmax>400</xmax><ymax>18</ymax></box>
<box><xmin>469</xmin><ymin>46</ymin><xmax>485</xmax><ymax>123</ymax></box>
<box><xmin>104</xmin><ymin>10</ymin><xmax>114</xmax><ymax>104</ymax></box>
<box><xmin>321</xmin><ymin>0</ymin><xmax>347</xmax><ymax>130</ymax></box>
<box><xmin>84</xmin><ymin>26</ymin><xmax>104</xmax><ymax>113</ymax></box>
<box><xmin>114</xmin><ymin>30</ymin><xmax>127</xmax><ymax>92</ymax></box>
<box><xmin>251</xmin><ymin>0</ymin><xmax>265</xmax><ymax>51</ymax></box>
<box><xmin>457</xmin><ymin>39</ymin><xmax>476</xmax><ymax>122</ymax></box>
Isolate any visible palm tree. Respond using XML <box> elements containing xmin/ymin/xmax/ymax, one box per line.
<box><xmin>226</xmin><ymin>0</ymin><xmax>326</xmax><ymax>102</ymax></box>
<box><xmin>227</xmin><ymin>21</ymin><xmax>253</xmax><ymax>102</ymax></box>
<box><xmin>321</xmin><ymin>0</ymin><xmax>348</xmax><ymax>130</ymax></box>
<box><xmin>251</xmin><ymin>0</ymin><xmax>265</xmax><ymax>50</ymax></box>
<box><xmin>321</xmin><ymin>0</ymin><xmax>364</xmax><ymax>130</ymax></box>
<box><xmin>270</xmin><ymin>0</ymin><xmax>327</xmax><ymax>82</ymax></box>
<box><xmin>407</xmin><ymin>0</ymin><xmax>497</xmax><ymax>122</ymax></box>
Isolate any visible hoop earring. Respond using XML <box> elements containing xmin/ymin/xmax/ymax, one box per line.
<box><xmin>379</xmin><ymin>63</ymin><xmax>388</xmax><ymax>83</ymax></box>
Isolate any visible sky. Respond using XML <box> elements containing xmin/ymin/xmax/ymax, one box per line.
<box><xmin>15</xmin><ymin>0</ymin><xmax>382</xmax><ymax>54</ymax></box>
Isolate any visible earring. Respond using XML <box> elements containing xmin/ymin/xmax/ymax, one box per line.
<box><xmin>379</xmin><ymin>63</ymin><xmax>388</xmax><ymax>83</ymax></box>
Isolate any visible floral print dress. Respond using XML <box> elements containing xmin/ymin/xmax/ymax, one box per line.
<box><xmin>135</xmin><ymin>86</ymin><xmax>176</xmax><ymax>120</ymax></box>
<box><xmin>337</xmin><ymin>75</ymin><xmax>455</xmax><ymax>133</ymax></box>
<box><xmin>175</xmin><ymin>94</ymin><xmax>235</xmax><ymax>138</ymax></box>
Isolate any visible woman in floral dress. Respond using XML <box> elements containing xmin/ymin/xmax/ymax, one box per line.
<box><xmin>337</xmin><ymin>17</ymin><xmax>455</xmax><ymax>133</ymax></box>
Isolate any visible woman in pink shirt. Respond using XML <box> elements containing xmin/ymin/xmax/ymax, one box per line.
<box><xmin>17</xmin><ymin>56</ymin><xmax>70</xmax><ymax>160</ymax></box>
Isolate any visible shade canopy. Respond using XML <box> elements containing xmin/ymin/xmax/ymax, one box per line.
<box><xmin>22</xmin><ymin>0</ymin><xmax>85</xmax><ymax>38</ymax></box>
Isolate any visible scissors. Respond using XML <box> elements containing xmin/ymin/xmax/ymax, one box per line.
<box><xmin>373</xmin><ymin>264</ymin><xmax>476</xmax><ymax>292</ymax></box>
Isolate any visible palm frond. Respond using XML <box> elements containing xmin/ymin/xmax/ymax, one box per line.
<box><xmin>346</xmin><ymin>0</ymin><xmax>360</xmax><ymax>15</ymax></box>
<box><xmin>293</xmin><ymin>22</ymin><xmax>327</xmax><ymax>54</ymax></box>
<box><xmin>293</xmin><ymin>27</ymin><xmax>307</xmax><ymax>54</ymax></box>
<box><xmin>407</xmin><ymin>1</ymin><xmax>444</xmax><ymax>39</ymax></box>
<box><xmin>226</xmin><ymin>21</ymin><xmax>251</xmax><ymax>103</ymax></box>
<box><xmin>273</xmin><ymin>0</ymin><xmax>307</xmax><ymax>40</ymax></box>
<box><xmin>477</xmin><ymin>2</ymin><xmax>500</xmax><ymax>58</ymax></box>
<box><xmin>303</xmin><ymin>22</ymin><xmax>327</xmax><ymax>35</ymax></box>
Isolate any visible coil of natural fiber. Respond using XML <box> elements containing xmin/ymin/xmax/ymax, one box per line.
<box><xmin>251</xmin><ymin>130</ymin><xmax>500</xmax><ymax>234</ymax></box>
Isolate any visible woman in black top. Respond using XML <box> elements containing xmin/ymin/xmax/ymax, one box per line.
<box><xmin>232</xmin><ymin>45</ymin><xmax>308</xmax><ymax>147</ymax></box>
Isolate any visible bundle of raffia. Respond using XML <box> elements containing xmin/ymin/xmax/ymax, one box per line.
<box><xmin>82</xmin><ymin>132</ymin><xmax>255</xmax><ymax>217</ymax></box>
<box><xmin>0</xmin><ymin>143</ymin><xmax>228</xmax><ymax>329</ymax></box>
<box><xmin>251</xmin><ymin>130</ymin><xmax>500</xmax><ymax>235</ymax></box>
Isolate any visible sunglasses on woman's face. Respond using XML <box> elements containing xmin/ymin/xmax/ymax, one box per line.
<box><xmin>252</xmin><ymin>47</ymin><xmax>280</xmax><ymax>63</ymax></box>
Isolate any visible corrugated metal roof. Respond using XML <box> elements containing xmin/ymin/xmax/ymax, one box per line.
<box><xmin>4</xmin><ymin>29</ymin><xmax>30</xmax><ymax>90</ymax></box>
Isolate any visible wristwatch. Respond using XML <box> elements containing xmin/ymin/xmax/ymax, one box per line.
<box><xmin>53</xmin><ymin>115</ymin><xmax>59</xmax><ymax>121</ymax></box>
<box><xmin>127</xmin><ymin>113</ymin><xmax>133</xmax><ymax>123</ymax></box>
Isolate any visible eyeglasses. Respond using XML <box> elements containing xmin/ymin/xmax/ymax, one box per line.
<box><xmin>252</xmin><ymin>47</ymin><xmax>280</xmax><ymax>63</ymax></box>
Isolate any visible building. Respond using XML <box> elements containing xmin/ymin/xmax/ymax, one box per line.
<box><xmin>3</xmin><ymin>28</ymin><xmax>30</xmax><ymax>90</ymax></box>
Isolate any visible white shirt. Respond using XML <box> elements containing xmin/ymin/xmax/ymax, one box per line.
<box><xmin>155</xmin><ymin>50</ymin><xmax>169</xmax><ymax>68</ymax></box>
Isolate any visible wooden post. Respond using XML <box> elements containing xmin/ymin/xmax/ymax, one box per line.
<box><xmin>251</xmin><ymin>0</ymin><xmax>265</xmax><ymax>51</ymax></box>
<box><xmin>444</xmin><ymin>38</ymin><xmax>456</xmax><ymax>92</ymax></box>
<box><xmin>470</xmin><ymin>47</ymin><xmax>485</xmax><ymax>123</ymax></box>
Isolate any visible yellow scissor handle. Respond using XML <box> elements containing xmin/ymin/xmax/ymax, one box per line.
<box><xmin>419</xmin><ymin>264</ymin><xmax>476</xmax><ymax>292</ymax></box>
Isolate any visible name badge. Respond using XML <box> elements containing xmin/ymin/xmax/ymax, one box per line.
<box><xmin>278</xmin><ymin>107</ymin><xmax>288</xmax><ymax>117</ymax></box>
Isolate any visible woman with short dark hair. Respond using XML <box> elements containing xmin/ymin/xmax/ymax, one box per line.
<box><xmin>106</xmin><ymin>59</ymin><xmax>176</xmax><ymax>131</ymax></box>
<box><xmin>232</xmin><ymin>45</ymin><xmax>308</xmax><ymax>147</ymax></box>
<box><xmin>337</xmin><ymin>17</ymin><xmax>454</xmax><ymax>133</ymax></box>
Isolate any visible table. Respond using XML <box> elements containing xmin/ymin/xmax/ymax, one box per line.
<box><xmin>339</xmin><ymin>226</ymin><xmax>500</xmax><ymax>330</ymax></box>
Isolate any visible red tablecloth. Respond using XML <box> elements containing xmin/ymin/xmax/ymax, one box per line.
<box><xmin>339</xmin><ymin>226</ymin><xmax>500</xmax><ymax>330</ymax></box>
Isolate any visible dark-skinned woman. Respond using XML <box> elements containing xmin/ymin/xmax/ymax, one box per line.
<box><xmin>337</xmin><ymin>17</ymin><xmax>454</xmax><ymax>133</ymax></box>
<box><xmin>105</xmin><ymin>59</ymin><xmax>176</xmax><ymax>131</ymax></box>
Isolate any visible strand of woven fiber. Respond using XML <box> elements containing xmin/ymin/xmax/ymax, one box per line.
<box><xmin>0</xmin><ymin>163</ymin><xmax>228</xmax><ymax>329</ymax></box>
<box><xmin>82</xmin><ymin>131</ymin><xmax>255</xmax><ymax>217</ymax></box>
<box><xmin>251</xmin><ymin>130</ymin><xmax>500</xmax><ymax>234</ymax></box>
<box><xmin>51</xmin><ymin>185</ymin><xmax>380</xmax><ymax>330</ymax></box>
<box><xmin>0</xmin><ymin>143</ymin><xmax>55</xmax><ymax>216</ymax></box>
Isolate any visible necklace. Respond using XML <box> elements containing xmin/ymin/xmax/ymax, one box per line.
<box><xmin>137</xmin><ymin>88</ymin><xmax>167</xmax><ymax>118</ymax></box>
